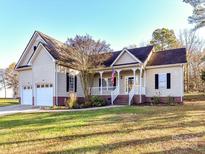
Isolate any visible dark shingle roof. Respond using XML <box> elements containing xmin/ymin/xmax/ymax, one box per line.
<box><xmin>147</xmin><ymin>48</ymin><xmax>187</xmax><ymax>66</ymax></box>
<box><xmin>37</xmin><ymin>31</ymin><xmax>72</xmax><ymax>63</ymax></box>
<box><xmin>38</xmin><ymin>32</ymin><xmax>154</xmax><ymax>67</ymax></box>
<box><xmin>103</xmin><ymin>46</ymin><xmax>153</xmax><ymax>66</ymax></box>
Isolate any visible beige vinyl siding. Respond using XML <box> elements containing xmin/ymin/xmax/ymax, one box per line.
<box><xmin>57</xmin><ymin>71</ymin><xmax>84</xmax><ymax>97</ymax></box>
<box><xmin>145</xmin><ymin>66</ymin><xmax>183</xmax><ymax>97</ymax></box>
<box><xmin>32</xmin><ymin>47</ymin><xmax>56</xmax><ymax>104</ymax></box>
<box><xmin>115</xmin><ymin>52</ymin><xmax>137</xmax><ymax>65</ymax></box>
<box><xmin>19</xmin><ymin>69</ymin><xmax>33</xmax><ymax>98</ymax></box>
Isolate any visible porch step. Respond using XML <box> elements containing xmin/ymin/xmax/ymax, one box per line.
<box><xmin>114</xmin><ymin>95</ymin><xmax>129</xmax><ymax>105</ymax></box>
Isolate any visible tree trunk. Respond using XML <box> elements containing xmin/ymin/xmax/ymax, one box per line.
<box><xmin>3</xmin><ymin>78</ymin><xmax>7</xmax><ymax>98</ymax></box>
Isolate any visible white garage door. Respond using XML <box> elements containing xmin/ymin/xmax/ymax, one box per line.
<box><xmin>22</xmin><ymin>86</ymin><xmax>32</xmax><ymax>105</ymax></box>
<box><xmin>36</xmin><ymin>83</ymin><xmax>53</xmax><ymax>106</ymax></box>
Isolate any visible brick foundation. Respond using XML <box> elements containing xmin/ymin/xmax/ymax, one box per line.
<box><xmin>53</xmin><ymin>95</ymin><xmax>183</xmax><ymax>106</ymax></box>
<box><xmin>132</xmin><ymin>95</ymin><xmax>146</xmax><ymax>104</ymax></box>
<box><xmin>145</xmin><ymin>96</ymin><xmax>183</xmax><ymax>104</ymax></box>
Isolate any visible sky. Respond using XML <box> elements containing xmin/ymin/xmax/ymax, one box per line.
<box><xmin>0</xmin><ymin>0</ymin><xmax>204</xmax><ymax>69</ymax></box>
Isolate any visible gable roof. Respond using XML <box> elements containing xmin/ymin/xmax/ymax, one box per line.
<box><xmin>147</xmin><ymin>48</ymin><xmax>187</xmax><ymax>66</ymax></box>
<box><xmin>103</xmin><ymin>46</ymin><xmax>153</xmax><ymax>67</ymax></box>
<box><xmin>110</xmin><ymin>48</ymin><xmax>142</xmax><ymax>66</ymax></box>
<box><xmin>36</xmin><ymin>31</ymin><xmax>72</xmax><ymax>63</ymax></box>
<box><xmin>16</xmin><ymin>31</ymin><xmax>73</xmax><ymax>69</ymax></box>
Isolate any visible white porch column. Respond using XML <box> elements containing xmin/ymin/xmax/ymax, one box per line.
<box><xmin>99</xmin><ymin>71</ymin><xmax>104</xmax><ymax>95</ymax></box>
<box><xmin>144</xmin><ymin>69</ymin><xmax>146</xmax><ymax>95</ymax></box>
<box><xmin>139</xmin><ymin>66</ymin><xmax>143</xmax><ymax>103</ymax></box>
<box><xmin>116</xmin><ymin>69</ymin><xmax>121</xmax><ymax>92</ymax></box>
<box><xmin>132</xmin><ymin>68</ymin><xmax>137</xmax><ymax>88</ymax></box>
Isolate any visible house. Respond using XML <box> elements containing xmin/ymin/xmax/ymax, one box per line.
<box><xmin>15</xmin><ymin>31</ymin><xmax>187</xmax><ymax>106</ymax></box>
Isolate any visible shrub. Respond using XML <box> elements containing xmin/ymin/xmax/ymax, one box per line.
<box><xmin>152</xmin><ymin>96</ymin><xmax>161</xmax><ymax>104</ymax></box>
<box><xmin>91</xmin><ymin>96</ymin><xmax>106</xmax><ymax>107</ymax></box>
<box><xmin>65</xmin><ymin>92</ymin><xmax>78</xmax><ymax>109</ymax></box>
<box><xmin>167</xmin><ymin>96</ymin><xmax>175</xmax><ymax>105</ymax></box>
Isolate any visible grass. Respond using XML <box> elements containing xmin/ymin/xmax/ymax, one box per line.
<box><xmin>0</xmin><ymin>102</ymin><xmax>205</xmax><ymax>154</ymax></box>
<box><xmin>0</xmin><ymin>98</ymin><xmax>19</xmax><ymax>107</ymax></box>
<box><xmin>184</xmin><ymin>93</ymin><xmax>205</xmax><ymax>101</ymax></box>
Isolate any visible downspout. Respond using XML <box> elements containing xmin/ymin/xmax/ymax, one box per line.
<box><xmin>55</xmin><ymin>63</ymin><xmax>58</xmax><ymax>106</ymax></box>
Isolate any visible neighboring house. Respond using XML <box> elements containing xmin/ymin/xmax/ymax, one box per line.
<box><xmin>15</xmin><ymin>31</ymin><xmax>187</xmax><ymax>106</ymax></box>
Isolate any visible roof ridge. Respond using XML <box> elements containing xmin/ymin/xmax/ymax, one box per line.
<box><xmin>35</xmin><ymin>31</ymin><xmax>65</xmax><ymax>45</ymax></box>
<box><xmin>127</xmin><ymin>45</ymin><xmax>153</xmax><ymax>50</ymax></box>
<box><xmin>157</xmin><ymin>47</ymin><xmax>186</xmax><ymax>53</ymax></box>
<box><xmin>112</xmin><ymin>45</ymin><xmax>153</xmax><ymax>53</ymax></box>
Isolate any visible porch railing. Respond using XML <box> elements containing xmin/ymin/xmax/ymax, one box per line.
<box><xmin>90</xmin><ymin>86</ymin><xmax>116</xmax><ymax>96</ymax></box>
<box><xmin>129</xmin><ymin>85</ymin><xmax>136</xmax><ymax>105</ymax></box>
<box><xmin>129</xmin><ymin>85</ymin><xmax>145</xmax><ymax>105</ymax></box>
<box><xmin>111</xmin><ymin>86</ymin><xmax>119</xmax><ymax>105</ymax></box>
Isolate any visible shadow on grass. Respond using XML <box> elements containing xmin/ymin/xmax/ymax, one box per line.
<box><xmin>46</xmin><ymin>132</ymin><xmax>205</xmax><ymax>154</ymax></box>
<box><xmin>0</xmin><ymin>103</ymin><xmax>205</xmax><ymax>153</ymax></box>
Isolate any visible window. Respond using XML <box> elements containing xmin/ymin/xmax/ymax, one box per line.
<box><xmin>69</xmin><ymin>75</ymin><xmax>75</xmax><ymax>92</ymax></box>
<box><xmin>102</xmin><ymin>79</ymin><xmax>107</xmax><ymax>87</ymax></box>
<box><xmin>158</xmin><ymin>73</ymin><xmax>167</xmax><ymax>89</ymax></box>
<box><xmin>107</xmin><ymin>78</ymin><xmax>113</xmax><ymax>87</ymax></box>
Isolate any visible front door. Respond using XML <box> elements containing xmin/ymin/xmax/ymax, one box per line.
<box><xmin>125</xmin><ymin>76</ymin><xmax>134</xmax><ymax>94</ymax></box>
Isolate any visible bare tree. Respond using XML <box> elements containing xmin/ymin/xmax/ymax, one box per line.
<box><xmin>4</xmin><ymin>63</ymin><xmax>19</xmax><ymax>98</ymax></box>
<box><xmin>0</xmin><ymin>70</ymin><xmax>7</xmax><ymax>98</ymax></box>
<box><xmin>64</xmin><ymin>34</ymin><xmax>112</xmax><ymax>102</ymax></box>
<box><xmin>184</xmin><ymin>0</ymin><xmax>205</xmax><ymax>30</ymax></box>
<box><xmin>179</xmin><ymin>29</ymin><xmax>205</xmax><ymax>92</ymax></box>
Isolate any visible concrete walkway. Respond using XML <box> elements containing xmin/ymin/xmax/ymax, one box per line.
<box><xmin>0</xmin><ymin>105</ymin><xmax>40</xmax><ymax>116</ymax></box>
<box><xmin>0</xmin><ymin>105</ymin><xmax>124</xmax><ymax>116</ymax></box>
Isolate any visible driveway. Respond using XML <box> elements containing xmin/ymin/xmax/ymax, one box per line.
<box><xmin>0</xmin><ymin>105</ymin><xmax>40</xmax><ymax>116</ymax></box>
<box><xmin>0</xmin><ymin>105</ymin><xmax>124</xmax><ymax>116</ymax></box>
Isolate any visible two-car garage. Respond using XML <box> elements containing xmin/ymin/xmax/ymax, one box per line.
<box><xmin>21</xmin><ymin>83</ymin><xmax>53</xmax><ymax>106</ymax></box>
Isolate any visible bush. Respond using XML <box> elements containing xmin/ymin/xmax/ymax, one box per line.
<box><xmin>152</xmin><ymin>96</ymin><xmax>161</xmax><ymax>104</ymax></box>
<box><xmin>65</xmin><ymin>92</ymin><xmax>78</xmax><ymax>109</ymax></box>
<box><xmin>167</xmin><ymin>96</ymin><xmax>175</xmax><ymax>105</ymax></box>
<box><xmin>91</xmin><ymin>96</ymin><xmax>106</xmax><ymax>107</ymax></box>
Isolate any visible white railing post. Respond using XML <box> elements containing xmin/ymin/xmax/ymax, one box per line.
<box><xmin>111</xmin><ymin>69</ymin><xmax>121</xmax><ymax>105</ymax></box>
<box><xmin>139</xmin><ymin>66</ymin><xmax>142</xmax><ymax>103</ymax></box>
<box><xmin>99</xmin><ymin>71</ymin><xmax>104</xmax><ymax>95</ymax></box>
<box><xmin>144</xmin><ymin>69</ymin><xmax>146</xmax><ymax>95</ymax></box>
<box><xmin>116</xmin><ymin>69</ymin><xmax>121</xmax><ymax>93</ymax></box>
<box><xmin>128</xmin><ymin>68</ymin><xmax>137</xmax><ymax>106</ymax></box>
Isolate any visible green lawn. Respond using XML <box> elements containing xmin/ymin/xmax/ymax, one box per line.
<box><xmin>0</xmin><ymin>102</ymin><xmax>205</xmax><ymax>154</ymax></box>
<box><xmin>0</xmin><ymin>98</ymin><xmax>19</xmax><ymax>107</ymax></box>
<box><xmin>184</xmin><ymin>93</ymin><xmax>205</xmax><ymax>101</ymax></box>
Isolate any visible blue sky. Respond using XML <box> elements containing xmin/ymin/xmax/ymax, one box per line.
<box><xmin>0</xmin><ymin>0</ymin><xmax>202</xmax><ymax>68</ymax></box>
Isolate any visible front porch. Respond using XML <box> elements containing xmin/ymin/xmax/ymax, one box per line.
<box><xmin>91</xmin><ymin>65</ymin><xmax>146</xmax><ymax>105</ymax></box>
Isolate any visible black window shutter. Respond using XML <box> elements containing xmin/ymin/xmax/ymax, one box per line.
<box><xmin>74</xmin><ymin>75</ymin><xmax>77</xmax><ymax>92</ymax></box>
<box><xmin>167</xmin><ymin>73</ymin><xmax>171</xmax><ymax>89</ymax></box>
<box><xmin>114</xmin><ymin>77</ymin><xmax>116</xmax><ymax>86</ymax></box>
<box><xmin>66</xmin><ymin>73</ymin><xmax>69</xmax><ymax>92</ymax></box>
<box><xmin>155</xmin><ymin>74</ymin><xmax>159</xmax><ymax>89</ymax></box>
